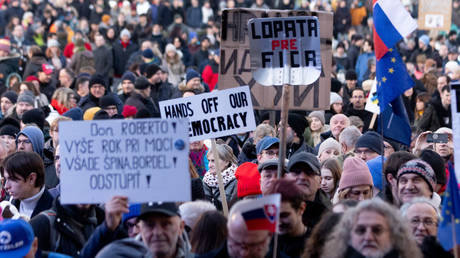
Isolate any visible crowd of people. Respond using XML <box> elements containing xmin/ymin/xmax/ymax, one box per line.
<box><xmin>0</xmin><ymin>0</ymin><xmax>458</xmax><ymax>257</ymax></box>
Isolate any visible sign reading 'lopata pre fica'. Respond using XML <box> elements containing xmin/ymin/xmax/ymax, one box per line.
<box><xmin>248</xmin><ymin>17</ymin><xmax>322</xmax><ymax>86</ymax></box>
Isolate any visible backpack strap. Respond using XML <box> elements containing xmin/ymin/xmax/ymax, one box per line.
<box><xmin>41</xmin><ymin>210</ymin><xmax>61</xmax><ymax>253</ymax></box>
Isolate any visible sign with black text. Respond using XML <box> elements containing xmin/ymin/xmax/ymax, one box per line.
<box><xmin>59</xmin><ymin>119</ymin><xmax>190</xmax><ymax>204</ymax></box>
<box><xmin>248</xmin><ymin>17</ymin><xmax>321</xmax><ymax>86</ymax></box>
<box><xmin>159</xmin><ymin>86</ymin><xmax>256</xmax><ymax>141</ymax></box>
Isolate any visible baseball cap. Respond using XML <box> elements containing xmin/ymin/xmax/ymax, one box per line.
<box><xmin>138</xmin><ymin>202</ymin><xmax>179</xmax><ymax>220</ymax></box>
<box><xmin>0</xmin><ymin>219</ymin><xmax>34</xmax><ymax>257</ymax></box>
<box><xmin>256</xmin><ymin>136</ymin><xmax>280</xmax><ymax>155</ymax></box>
<box><xmin>258</xmin><ymin>158</ymin><xmax>286</xmax><ymax>172</ymax></box>
<box><xmin>40</xmin><ymin>63</ymin><xmax>54</xmax><ymax>75</ymax></box>
<box><xmin>287</xmin><ymin>151</ymin><xmax>321</xmax><ymax>175</ymax></box>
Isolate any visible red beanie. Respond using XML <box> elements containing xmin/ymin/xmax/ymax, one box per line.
<box><xmin>122</xmin><ymin>105</ymin><xmax>137</xmax><ymax>118</ymax></box>
<box><xmin>338</xmin><ymin>157</ymin><xmax>373</xmax><ymax>191</ymax></box>
<box><xmin>235</xmin><ymin>162</ymin><xmax>262</xmax><ymax>198</ymax></box>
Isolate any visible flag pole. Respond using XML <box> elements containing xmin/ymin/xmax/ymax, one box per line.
<box><xmin>452</xmin><ymin>214</ymin><xmax>459</xmax><ymax>258</ymax></box>
<box><xmin>380</xmin><ymin>108</ymin><xmax>385</xmax><ymax>199</ymax></box>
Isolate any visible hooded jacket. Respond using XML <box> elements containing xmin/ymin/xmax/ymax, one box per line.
<box><xmin>17</xmin><ymin>126</ymin><xmax>44</xmax><ymax>158</ymax></box>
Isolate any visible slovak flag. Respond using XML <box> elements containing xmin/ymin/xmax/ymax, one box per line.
<box><xmin>240</xmin><ymin>194</ymin><xmax>281</xmax><ymax>232</ymax></box>
<box><xmin>373</xmin><ymin>0</ymin><xmax>417</xmax><ymax>112</ymax></box>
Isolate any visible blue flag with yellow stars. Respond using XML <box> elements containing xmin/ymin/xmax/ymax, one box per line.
<box><xmin>376</xmin><ymin>49</ymin><xmax>414</xmax><ymax>112</ymax></box>
<box><xmin>438</xmin><ymin>166</ymin><xmax>460</xmax><ymax>251</ymax></box>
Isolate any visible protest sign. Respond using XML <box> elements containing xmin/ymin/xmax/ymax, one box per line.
<box><xmin>365</xmin><ymin>80</ymin><xmax>380</xmax><ymax>114</ymax></box>
<box><xmin>248</xmin><ymin>17</ymin><xmax>322</xmax><ymax>86</ymax></box>
<box><xmin>159</xmin><ymin>86</ymin><xmax>256</xmax><ymax>142</ymax></box>
<box><xmin>59</xmin><ymin>118</ymin><xmax>190</xmax><ymax>204</ymax></box>
<box><xmin>418</xmin><ymin>0</ymin><xmax>452</xmax><ymax>31</ymax></box>
<box><xmin>449</xmin><ymin>81</ymin><xmax>460</xmax><ymax>181</ymax></box>
<box><xmin>219</xmin><ymin>8</ymin><xmax>333</xmax><ymax>110</ymax></box>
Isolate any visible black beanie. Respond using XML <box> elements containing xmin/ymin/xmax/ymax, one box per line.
<box><xmin>0</xmin><ymin>124</ymin><xmax>19</xmax><ymax>137</ymax></box>
<box><xmin>89</xmin><ymin>74</ymin><xmax>106</xmax><ymax>88</ymax></box>
<box><xmin>93</xmin><ymin>110</ymin><xmax>110</xmax><ymax>120</ymax></box>
<box><xmin>345</xmin><ymin>70</ymin><xmax>357</xmax><ymax>80</ymax></box>
<box><xmin>145</xmin><ymin>64</ymin><xmax>161</xmax><ymax>78</ymax></box>
<box><xmin>355</xmin><ymin>131</ymin><xmax>383</xmax><ymax>155</ymax></box>
<box><xmin>287</xmin><ymin>113</ymin><xmax>308</xmax><ymax>138</ymax></box>
<box><xmin>1</xmin><ymin>91</ymin><xmax>18</xmax><ymax>104</ymax></box>
<box><xmin>419</xmin><ymin>149</ymin><xmax>446</xmax><ymax>185</ymax></box>
<box><xmin>135</xmin><ymin>77</ymin><xmax>150</xmax><ymax>90</ymax></box>
<box><xmin>21</xmin><ymin>108</ymin><xmax>45</xmax><ymax>130</ymax></box>
<box><xmin>99</xmin><ymin>95</ymin><xmax>118</xmax><ymax>109</ymax></box>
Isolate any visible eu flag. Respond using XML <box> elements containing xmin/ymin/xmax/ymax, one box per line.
<box><xmin>438</xmin><ymin>167</ymin><xmax>460</xmax><ymax>251</ymax></box>
<box><xmin>376</xmin><ymin>49</ymin><xmax>414</xmax><ymax>112</ymax></box>
<box><xmin>377</xmin><ymin>95</ymin><xmax>412</xmax><ymax>146</ymax></box>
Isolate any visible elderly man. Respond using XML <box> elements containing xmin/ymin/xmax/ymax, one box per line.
<box><xmin>256</xmin><ymin>136</ymin><xmax>279</xmax><ymax>164</ymax></box>
<box><xmin>259</xmin><ymin>158</ymin><xmax>282</xmax><ymax>194</ymax></box>
<box><xmin>400</xmin><ymin>198</ymin><xmax>439</xmax><ymax>245</ymax></box>
<box><xmin>396</xmin><ymin>159</ymin><xmax>438</xmax><ymax>206</ymax></box>
<box><xmin>321</xmin><ymin>114</ymin><xmax>350</xmax><ymax>142</ymax></box>
<box><xmin>354</xmin><ymin>131</ymin><xmax>382</xmax><ymax>162</ymax></box>
<box><xmin>339</xmin><ymin>125</ymin><xmax>362</xmax><ymax>158</ymax></box>
<box><xmin>323</xmin><ymin>199</ymin><xmax>421</xmax><ymax>257</ymax></box>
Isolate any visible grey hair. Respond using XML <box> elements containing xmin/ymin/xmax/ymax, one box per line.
<box><xmin>339</xmin><ymin>126</ymin><xmax>362</xmax><ymax>149</ymax></box>
<box><xmin>322</xmin><ymin>199</ymin><xmax>422</xmax><ymax>258</ymax></box>
<box><xmin>179</xmin><ymin>200</ymin><xmax>216</xmax><ymax>229</ymax></box>
<box><xmin>400</xmin><ymin>197</ymin><xmax>441</xmax><ymax>221</ymax></box>
<box><xmin>207</xmin><ymin>143</ymin><xmax>238</xmax><ymax>165</ymax></box>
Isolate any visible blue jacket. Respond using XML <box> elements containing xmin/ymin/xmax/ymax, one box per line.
<box><xmin>355</xmin><ymin>52</ymin><xmax>375</xmax><ymax>83</ymax></box>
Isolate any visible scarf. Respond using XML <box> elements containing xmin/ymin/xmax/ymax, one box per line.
<box><xmin>51</xmin><ymin>99</ymin><xmax>69</xmax><ymax>115</ymax></box>
<box><xmin>190</xmin><ymin>146</ymin><xmax>207</xmax><ymax>177</ymax></box>
<box><xmin>203</xmin><ymin>164</ymin><xmax>237</xmax><ymax>188</ymax></box>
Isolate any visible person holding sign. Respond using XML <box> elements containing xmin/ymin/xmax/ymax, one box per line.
<box><xmin>203</xmin><ymin>143</ymin><xmax>238</xmax><ymax>211</ymax></box>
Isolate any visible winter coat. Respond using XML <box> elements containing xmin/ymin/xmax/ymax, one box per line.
<box><xmin>417</xmin><ymin>100</ymin><xmax>451</xmax><ymax>133</ymax></box>
<box><xmin>162</xmin><ymin>57</ymin><xmax>185</xmax><ymax>87</ymax></box>
<box><xmin>93</xmin><ymin>45</ymin><xmax>113</xmax><ymax>77</ymax></box>
<box><xmin>185</xmin><ymin>6</ymin><xmax>202</xmax><ymax>29</ymax></box>
<box><xmin>23</xmin><ymin>55</ymin><xmax>47</xmax><ymax>78</ymax></box>
<box><xmin>29</xmin><ymin>199</ymin><xmax>104</xmax><ymax>257</ymax></box>
<box><xmin>125</xmin><ymin>92</ymin><xmax>157</xmax><ymax>116</ymax></box>
<box><xmin>150</xmin><ymin>81</ymin><xmax>181</xmax><ymax>111</ymax></box>
<box><xmin>0</xmin><ymin>53</ymin><xmax>20</xmax><ymax>88</ymax></box>
<box><xmin>12</xmin><ymin>189</ymin><xmax>54</xmax><ymax>219</ymax></box>
<box><xmin>112</xmin><ymin>40</ymin><xmax>139</xmax><ymax>77</ymax></box>
<box><xmin>68</xmin><ymin>50</ymin><xmax>94</xmax><ymax>74</ymax></box>
<box><xmin>203</xmin><ymin>164</ymin><xmax>238</xmax><ymax>210</ymax></box>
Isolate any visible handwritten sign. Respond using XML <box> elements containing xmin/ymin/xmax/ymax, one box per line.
<box><xmin>159</xmin><ymin>86</ymin><xmax>256</xmax><ymax>141</ymax></box>
<box><xmin>418</xmin><ymin>0</ymin><xmax>451</xmax><ymax>31</ymax></box>
<box><xmin>248</xmin><ymin>17</ymin><xmax>322</xmax><ymax>86</ymax></box>
<box><xmin>59</xmin><ymin>119</ymin><xmax>190</xmax><ymax>204</ymax></box>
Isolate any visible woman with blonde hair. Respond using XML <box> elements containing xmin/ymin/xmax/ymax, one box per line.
<box><xmin>162</xmin><ymin>43</ymin><xmax>185</xmax><ymax>86</ymax></box>
<box><xmin>336</xmin><ymin>157</ymin><xmax>373</xmax><ymax>202</ymax></box>
<box><xmin>203</xmin><ymin>143</ymin><xmax>238</xmax><ymax>210</ymax></box>
<box><xmin>50</xmin><ymin>88</ymin><xmax>78</xmax><ymax>115</ymax></box>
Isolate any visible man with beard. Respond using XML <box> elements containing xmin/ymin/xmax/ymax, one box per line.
<box><xmin>322</xmin><ymin>199</ymin><xmax>421</xmax><ymax>258</ymax></box>
<box><xmin>281</xmin><ymin>113</ymin><xmax>316</xmax><ymax>157</ymax></box>
<box><xmin>285</xmin><ymin>152</ymin><xmax>331</xmax><ymax>229</ymax></box>
<box><xmin>145</xmin><ymin>64</ymin><xmax>180</xmax><ymax>114</ymax></box>
<box><xmin>265</xmin><ymin>179</ymin><xmax>309</xmax><ymax>257</ymax></box>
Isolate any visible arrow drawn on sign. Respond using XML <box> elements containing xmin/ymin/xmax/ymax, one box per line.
<box><xmin>172</xmin><ymin>122</ymin><xmax>176</xmax><ymax>133</ymax></box>
<box><xmin>146</xmin><ymin>175</ymin><xmax>151</xmax><ymax>188</ymax></box>
<box><xmin>173</xmin><ymin>157</ymin><xmax>177</xmax><ymax>168</ymax></box>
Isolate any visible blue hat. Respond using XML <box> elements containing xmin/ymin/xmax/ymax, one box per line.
<box><xmin>366</xmin><ymin>156</ymin><xmax>386</xmax><ymax>191</ymax></box>
<box><xmin>142</xmin><ymin>49</ymin><xmax>154</xmax><ymax>59</ymax></box>
<box><xmin>122</xmin><ymin>203</ymin><xmax>141</xmax><ymax>225</ymax></box>
<box><xmin>121</xmin><ymin>71</ymin><xmax>136</xmax><ymax>84</ymax></box>
<box><xmin>63</xmin><ymin>107</ymin><xmax>83</xmax><ymax>121</ymax></box>
<box><xmin>256</xmin><ymin>136</ymin><xmax>280</xmax><ymax>155</ymax></box>
<box><xmin>419</xmin><ymin>35</ymin><xmax>430</xmax><ymax>46</ymax></box>
<box><xmin>0</xmin><ymin>219</ymin><xmax>34</xmax><ymax>257</ymax></box>
<box><xmin>355</xmin><ymin>131</ymin><xmax>383</xmax><ymax>155</ymax></box>
<box><xmin>186</xmin><ymin>69</ymin><xmax>200</xmax><ymax>84</ymax></box>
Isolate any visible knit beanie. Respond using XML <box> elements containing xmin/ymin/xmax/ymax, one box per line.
<box><xmin>21</xmin><ymin>109</ymin><xmax>45</xmax><ymax>130</ymax></box>
<box><xmin>308</xmin><ymin>111</ymin><xmax>325</xmax><ymax>126</ymax></box>
<box><xmin>355</xmin><ymin>131</ymin><xmax>382</xmax><ymax>155</ymax></box>
<box><xmin>186</xmin><ymin>69</ymin><xmax>200</xmax><ymax>84</ymax></box>
<box><xmin>366</xmin><ymin>156</ymin><xmax>386</xmax><ymax>191</ymax></box>
<box><xmin>145</xmin><ymin>64</ymin><xmax>161</xmax><ymax>78</ymax></box>
<box><xmin>83</xmin><ymin>107</ymin><xmax>101</xmax><ymax>120</ymax></box>
<box><xmin>89</xmin><ymin>74</ymin><xmax>106</xmax><ymax>89</ymax></box>
<box><xmin>63</xmin><ymin>107</ymin><xmax>83</xmax><ymax>121</ymax></box>
<box><xmin>99</xmin><ymin>95</ymin><xmax>118</xmax><ymax>109</ymax></box>
<box><xmin>17</xmin><ymin>91</ymin><xmax>34</xmax><ymax>106</ymax></box>
<box><xmin>120</xmin><ymin>28</ymin><xmax>131</xmax><ymax>39</ymax></box>
<box><xmin>1</xmin><ymin>91</ymin><xmax>18</xmax><ymax>104</ymax></box>
<box><xmin>165</xmin><ymin>43</ymin><xmax>176</xmax><ymax>53</ymax></box>
<box><xmin>93</xmin><ymin>110</ymin><xmax>110</xmax><ymax>120</ymax></box>
<box><xmin>419</xmin><ymin>149</ymin><xmax>446</xmax><ymax>186</ymax></box>
<box><xmin>330</xmin><ymin>92</ymin><xmax>342</xmax><ymax>105</ymax></box>
<box><xmin>287</xmin><ymin>113</ymin><xmax>308</xmax><ymax>138</ymax></box>
<box><xmin>142</xmin><ymin>49</ymin><xmax>154</xmax><ymax>59</ymax></box>
<box><xmin>318</xmin><ymin>138</ymin><xmax>342</xmax><ymax>157</ymax></box>
<box><xmin>419</xmin><ymin>35</ymin><xmax>430</xmax><ymax>46</ymax></box>
<box><xmin>135</xmin><ymin>77</ymin><xmax>150</xmax><ymax>90</ymax></box>
<box><xmin>121</xmin><ymin>71</ymin><xmax>136</xmax><ymax>84</ymax></box>
<box><xmin>122</xmin><ymin>204</ymin><xmax>141</xmax><ymax>224</ymax></box>
<box><xmin>0</xmin><ymin>38</ymin><xmax>11</xmax><ymax>54</ymax></box>
<box><xmin>235</xmin><ymin>162</ymin><xmax>262</xmax><ymax>198</ymax></box>
<box><xmin>122</xmin><ymin>105</ymin><xmax>137</xmax><ymax>118</ymax></box>
<box><xmin>0</xmin><ymin>117</ymin><xmax>20</xmax><ymax>137</ymax></box>
<box><xmin>17</xmin><ymin>126</ymin><xmax>44</xmax><ymax>157</ymax></box>
<box><xmin>338</xmin><ymin>157</ymin><xmax>373</xmax><ymax>191</ymax></box>
<box><xmin>345</xmin><ymin>70</ymin><xmax>357</xmax><ymax>80</ymax></box>
<box><xmin>397</xmin><ymin>159</ymin><xmax>437</xmax><ymax>192</ymax></box>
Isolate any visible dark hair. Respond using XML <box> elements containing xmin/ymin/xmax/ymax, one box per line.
<box><xmin>264</xmin><ymin>178</ymin><xmax>305</xmax><ymax>210</ymax></box>
<box><xmin>3</xmin><ymin>152</ymin><xmax>44</xmax><ymax>188</ymax></box>
<box><xmin>190</xmin><ymin>211</ymin><xmax>227</xmax><ymax>254</ymax></box>
<box><xmin>441</xmin><ymin>85</ymin><xmax>450</xmax><ymax>93</ymax></box>
<box><xmin>383</xmin><ymin>151</ymin><xmax>416</xmax><ymax>204</ymax></box>
<box><xmin>303</xmin><ymin>212</ymin><xmax>342</xmax><ymax>258</ymax></box>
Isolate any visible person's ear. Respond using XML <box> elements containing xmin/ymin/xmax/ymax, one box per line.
<box><xmin>299</xmin><ymin>201</ymin><xmax>307</xmax><ymax>215</ymax></box>
<box><xmin>27</xmin><ymin>172</ymin><xmax>37</xmax><ymax>186</ymax></box>
<box><xmin>179</xmin><ymin>219</ymin><xmax>185</xmax><ymax>234</ymax></box>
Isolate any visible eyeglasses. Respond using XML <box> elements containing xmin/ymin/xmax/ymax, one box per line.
<box><xmin>262</xmin><ymin>150</ymin><xmax>279</xmax><ymax>156</ymax></box>
<box><xmin>17</xmin><ymin>139</ymin><xmax>31</xmax><ymax>145</ymax></box>
<box><xmin>410</xmin><ymin>218</ymin><xmax>437</xmax><ymax>227</ymax></box>
<box><xmin>354</xmin><ymin>225</ymin><xmax>387</xmax><ymax>236</ymax></box>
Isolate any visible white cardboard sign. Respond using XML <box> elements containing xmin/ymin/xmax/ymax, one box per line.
<box><xmin>159</xmin><ymin>86</ymin><xmax>256</xmax><ymax>142</ymax></box>
<box><xmin>59</xmin><ymin>119</ymin><xmax>190</xmax><ymax>204</ymax></box>
<box><xmin>449</xmin><ymin>81</ymin><xmax>460</xmax><ymax>181</ymax></box>
<box><xmin>248</xmin><ymin>16</ymin><xmax>322</xmax><ymax>86</ymax></box>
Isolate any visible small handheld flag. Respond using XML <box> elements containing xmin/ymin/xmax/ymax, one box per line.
<box><xmin>238</xmin><ymin>194</ymin><xmax>281</xmax><ymax>233</ymax></box>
